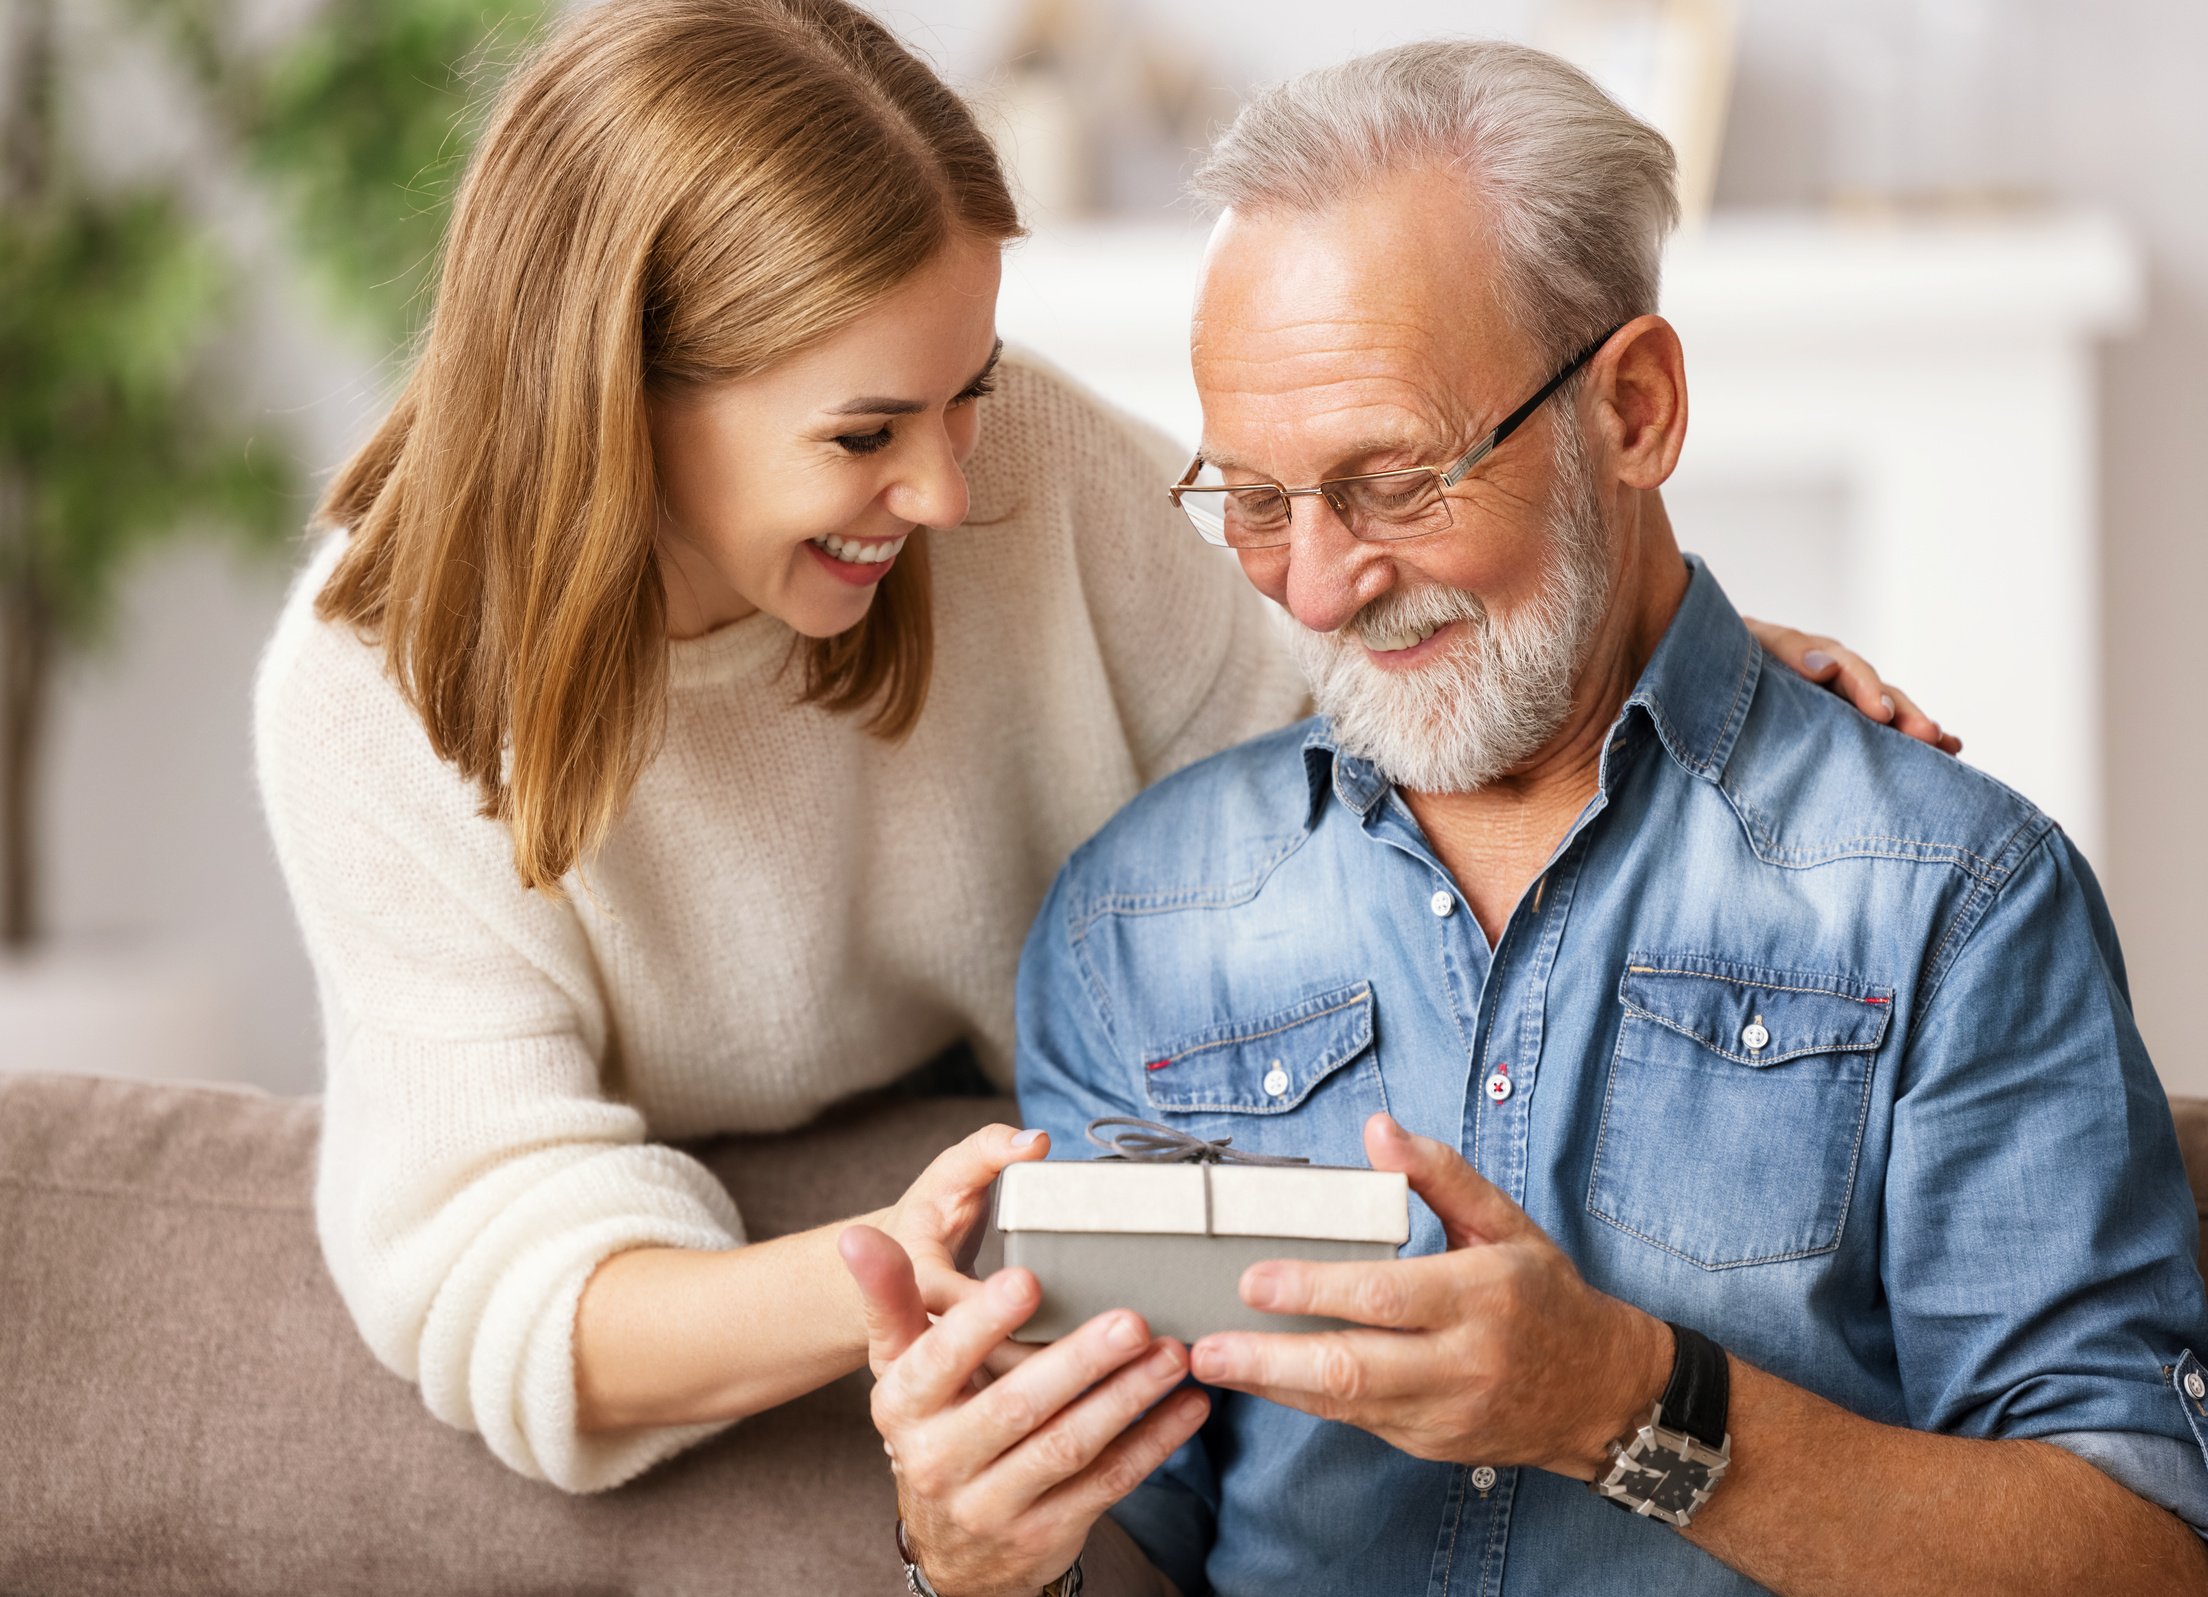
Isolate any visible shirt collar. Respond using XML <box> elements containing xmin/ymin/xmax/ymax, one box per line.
<box><xmin>1301</xmin><ymin>556</ymin><xmax>1761</xmax><ymax>818</ymax></box>
<box><xmin>1301</xmin><ymin>721</ymin><xmax>1389</xmax><ymax>820</ymax></box>
<box><xmin>1619</xmin><ymin>555</ymin><xmax>1761</xmax><ymax>787</ymax></box>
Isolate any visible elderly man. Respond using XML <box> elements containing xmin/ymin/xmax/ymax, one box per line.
<box><xmin>841</xmin><ymin>39</ymin><xmax>2208</xmax><ymax>1597</ymax></box>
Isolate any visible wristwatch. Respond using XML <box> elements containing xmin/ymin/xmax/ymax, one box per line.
<box><xmin>896</xmin><ymin>1519</ymin><xmax>1084</xmax><ymax>1597</ymax></box>
<box><xmin>1588</xmin><ymin>1320</ymin><xmax>1732</xmax><ymax>1528</ymax></box>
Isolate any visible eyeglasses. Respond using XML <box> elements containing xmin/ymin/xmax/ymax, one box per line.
<box><xmin>1168</xmin><ymin>324</ymin><xmax>1622</xmax><ymax>550</ymax></box>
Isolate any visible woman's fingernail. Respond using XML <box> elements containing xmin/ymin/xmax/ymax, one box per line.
<box><xmin>1803</xmin><ymin>649</ymin><xmax>1835</xmax><ymax>672</ymax></box>
<box><xmin>1879</xmin><ymin>693</ymin><xmax>1896</xmax><ymax>717</ymax></box>
<box><xmin>1107</xmin><ymin>1313</ymin><xmax>1145</xmax><ymax>1351</ymax></box>
<box><xmin>1011</xmin><ymin>1128</ymin><xmax>1045</xmax><ymax>1147</ymax></box>
<box><xmin>1146</xmin><ymin>1341</ymin><xmax>1185</xmax><ymax>1377</ymax></box>
<box><xmin>1374</xmin><ymin>1113</ymin><xmax>1407</xmax><ymax>1143</ymax></box>
<box><xmin>1241</xmin><ymin>1265</ymin><xmax>1280</xmax><ymax>1308</ymax></box>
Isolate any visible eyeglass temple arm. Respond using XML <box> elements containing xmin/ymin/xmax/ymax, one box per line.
<box><xmin>1440</xmin><ymin>322</ymin><xmax>1625</xmax><ymax>489</ymax></box>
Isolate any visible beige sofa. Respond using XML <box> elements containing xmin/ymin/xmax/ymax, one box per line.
<box><xmin>5</xmin><ymin>1071</ymin><xmax>2208</xmax><ymax>1594</ymax></box>
<box><xmin>0</xmin><ymin>1073</ymin><xmax>1018</xmax><ymax>1594</ymax></box>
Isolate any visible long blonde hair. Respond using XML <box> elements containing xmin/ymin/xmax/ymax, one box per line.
<box><xmin>315</xmin><ymin>0</ymin><xmax>1023</xmax><ymax>893</ymax></box>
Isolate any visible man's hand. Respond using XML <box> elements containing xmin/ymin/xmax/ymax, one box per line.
<box><xmin>1188</xmin><ymin>1112</ymin><xmax>1672</xmax><ymax>1480</ymax></box>
<box><xmin>839</xmin><ymin>1224</ymin><xmax>1211</xmax><ymax>1597</ymax></box>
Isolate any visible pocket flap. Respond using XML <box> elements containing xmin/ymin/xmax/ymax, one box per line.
<box><xmin>1619</xmin><ymin>956</ymin><xmax>1892</xmax><ymax>1065</ymax></box>
<box><xmin>1142</xmin><ymin>982</ymin><xmax>1375</xmax><ymax>1114</ymax></box>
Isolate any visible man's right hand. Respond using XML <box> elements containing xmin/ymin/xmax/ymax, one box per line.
<box><xmin>838</xmin><ymin>1224</ymin><xmax>1209</xmax><ymax>1597</ymax></box>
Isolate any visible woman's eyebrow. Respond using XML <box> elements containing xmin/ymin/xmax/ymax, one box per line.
<box><xmin>826</xmin><ymin>338</ymin><xmax>1004</xmax><ymax>417</ymax></box>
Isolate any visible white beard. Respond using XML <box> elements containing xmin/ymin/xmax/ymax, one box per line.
<box><xmin>1289</xmin><ymin>416</ymin><xmax>1615</xmax><ymax>794</ymax></box>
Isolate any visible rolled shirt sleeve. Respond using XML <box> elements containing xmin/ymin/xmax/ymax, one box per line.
<box><xmin>1883</xmin><ymin>825</ymin><xmax>2208</xmax><ymax>1531</ymax></box>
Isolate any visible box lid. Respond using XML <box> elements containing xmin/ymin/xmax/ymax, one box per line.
<box><xmin>996</xmin><ymin>1159</ymin><xmax>1410</xmax><ymax>1245</ymax></box>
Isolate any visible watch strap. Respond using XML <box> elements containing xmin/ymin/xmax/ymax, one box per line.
<box><xmin>896</xmin><ymin>1518</ymin><xmax>941</xmax><ymax>1597</ymax></box>
<box><xmin>895</xmin><ymin>1518</ymin><xmax>1082</xmax><ymax>1597</ymax></box>
<box><xmin>1657</xmin><ymin>1320</ymin><xmax>1729</xmax><ymax>1450</ymax></box>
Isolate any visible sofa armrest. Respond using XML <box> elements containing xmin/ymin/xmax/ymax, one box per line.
<box><xmin>0</xmin><ymin>1072</ymin><xmax>1015</xmax><ymax>1596</ymax></box>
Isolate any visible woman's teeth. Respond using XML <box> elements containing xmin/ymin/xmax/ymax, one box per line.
<box><xmin>811</xmin><ymin>533</ymin><xmax>906</xmax><ymax>566</ymax></box>
<box><xmin>1366</xmin><ymin>620</ymin><xmax>1446</xmax><ymax>653</ymax></box>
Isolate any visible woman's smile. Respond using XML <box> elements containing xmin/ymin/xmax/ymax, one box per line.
<box><xmin>804</xmin><ymin>530</ymin><xmax>909</xmax><ymax>585</ymax></box>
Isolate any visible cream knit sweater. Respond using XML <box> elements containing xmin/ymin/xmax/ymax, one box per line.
<box><xmin>253</xmin><ymin>352</ymin><xmax>1308</xmax><ymax>1492</ymax></box>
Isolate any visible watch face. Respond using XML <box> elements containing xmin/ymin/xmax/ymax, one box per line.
<box><xmin>1619</xmin><ymin>1448</ymin><xmax>1713</xmax><ymax>1517</ymax></box>
<box><xmin>1595</xmin><ymin>1415</ymin><xmax>1730</xmax><ymax>1528</ymax></box>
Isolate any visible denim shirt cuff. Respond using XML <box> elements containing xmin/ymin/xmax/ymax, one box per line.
<box><xmin>2033</xmin><ymin>1347</ymin><xmax>2208</xmax><ymax>1540</ymax></box>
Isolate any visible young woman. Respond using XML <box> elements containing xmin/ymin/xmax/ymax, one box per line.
<box><xmin>254</xmin><ymin>0</ymin><xmax>1952</xmax><ymax>1494</ymax></box>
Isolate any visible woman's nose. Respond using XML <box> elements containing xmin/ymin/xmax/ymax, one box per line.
<box><xmin>887</xmin><ymin>429</ymin><xmax>971</xmax><ymax>531</ymax></box>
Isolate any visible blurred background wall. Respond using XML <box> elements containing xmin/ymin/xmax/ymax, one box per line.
<box><xmin>5</xmin><ymin>0</ymin><xmax>2203</xmax><ymax>1096</ymax></box>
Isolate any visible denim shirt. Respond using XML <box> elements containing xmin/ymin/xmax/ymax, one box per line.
<box><xmin>1015</xmin><ymin>558</ymin><xmax>2208</xmax><ymax>1597</ymax></box>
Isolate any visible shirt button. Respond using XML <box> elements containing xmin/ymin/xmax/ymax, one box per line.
<box><xmin>1263</xmin><ymin>1061</ymin><xmax>1290</xmax><ymax>1098</ymax></box>
<box><xmin>1471</xmin><ymin>1465</ymin><xmax>1498</xmax><ymax>1491</ymax></box>
<box><xmin>1430</xmin><ymin>890</ymin><xmax>1456</xmax><ymax>918</ymax></box>
<box><xmin>1483</xmin><ymin>1070</ymin><xmax>1513</xmax><ymax>1103</ymax></box>
<box><xmin>1741</xmin><ymin>1021</ymin><xmax>1770</xmax><ymax>1051</ymax></box>
<box><xmin>2187</xmin><ymin>1370</ymin><xmax>2206</xmax><ymax>1401</ymax></box>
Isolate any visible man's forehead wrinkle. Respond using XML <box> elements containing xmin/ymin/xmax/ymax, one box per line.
<box><xmin>1196</xmin><ymin>306</ymin><xmax>1439</xmax><ymax>366</ymax></box>
<box><xmin>1198</xmin><ymin>384</ymin><xmax>1460</xmax><ymax>478</ymax></box>
<box><xmin>1212</xmin><ymin>275</ymin><xmax>1460</xmax><ymax>342</ymax></box>
<box><xmin>1195</xmin><ymin>337</ymin><xmax>1495</xmax><ymax>471</ymax></box>
<box><xmin>1246</xmin><ymin>306</ymin><xmax>1436</xmax><ymax>343</ymax></box>
<box><xmin>1203</xmin><ymin>390</ymin><xmax>1416</xmax><ymax>444</ymax></box>
<box><xmin>1197</xmin><ymin>292</ymin><xmax>1513</xmax><ymax>418</ymax></box>
<box><xmin>1196</xmin><ymin>319</ymin><xmax>1457</xmax><ymax>401</ymax></box>
<box><xmin>1203</xmin><ymin>354</ymin><xmax>1446</xmax><ymax>410</ymax></box>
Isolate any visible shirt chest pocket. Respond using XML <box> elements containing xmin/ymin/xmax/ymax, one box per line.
<box><xmin>1587</xmin><ymin>956</ymin><xmax>1890</xmax><ymax>1270</ymax></box>
<box><xmin>1139</xmin><ymin>982</ymin><xmax>1383</xmax><ymax>1165</ymax></box>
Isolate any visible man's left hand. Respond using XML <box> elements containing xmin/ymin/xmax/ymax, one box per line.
<box><xmin>1188</xmin><ymin>1112</ymin><xmax>1674</xmax><ymax>1481</ymax></box>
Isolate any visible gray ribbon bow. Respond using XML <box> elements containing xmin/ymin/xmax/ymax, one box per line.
<box><xmin>1085</xmin><ymin>1115</ymin><xmax>1310</xmax><ymax>1166</ymax></box>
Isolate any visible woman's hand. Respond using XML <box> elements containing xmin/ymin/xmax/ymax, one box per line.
<box><xmin>882</xmin><ymin>1123</ymin><xmax>1051</xmax><ymax>1320</ymax></box>
<box><xmin>1745</xmin><ymin>618</ymin><xmax>1963</xmax><ymax>754</ymax></box>
<box><xmin>573</xmin><ymin>1125</ymin><xmax>1047</xmax><ymax>1435</ymax></box>
<box><xmin>840</xmin><ymin>1226</ymin><xmax>1209</xmax><ymax>1597</ymax></box>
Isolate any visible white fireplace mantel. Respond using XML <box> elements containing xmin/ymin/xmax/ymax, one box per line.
<box><xmin>996</xmin><ymin>211</ymin><xmax>2142</xmax><ymax>857</ymax></box>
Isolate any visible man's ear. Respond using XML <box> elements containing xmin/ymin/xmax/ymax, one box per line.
<box><xmin>1589</xmin><ymin>314</ymin><xmax>1687</xmax><ymax>491</ymax></box>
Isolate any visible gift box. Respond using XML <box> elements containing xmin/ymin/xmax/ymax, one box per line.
<box><xmin>995</xmin><ymin>1119</ymin><xmax>1410</xmax><ymax>1343</ymax></box>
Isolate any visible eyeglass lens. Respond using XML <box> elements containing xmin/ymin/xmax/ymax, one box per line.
<box><xmin>1179</xmin><ymin>471</ymin><xmax>1452</xmax><ymax>548</ymax></box>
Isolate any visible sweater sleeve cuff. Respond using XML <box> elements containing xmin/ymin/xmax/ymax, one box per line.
<box><xmin>478</xmin><ymin>1210</ymin><xmax>743</xmax><ymax>1493</ymax></box>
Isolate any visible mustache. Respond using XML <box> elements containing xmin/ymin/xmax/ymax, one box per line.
<box><xmin>1340</xmin><ymin>583</ymin><xmax>1489</xmax><ymax>648</ymax></box>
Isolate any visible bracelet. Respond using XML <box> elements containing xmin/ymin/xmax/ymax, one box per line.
<box><xmin>895</xmin><ymin>1518</ymin><xmax>1083</xmax><ymax>1597</ymax></box>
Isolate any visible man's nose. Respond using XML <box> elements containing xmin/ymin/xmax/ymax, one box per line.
<box><xmin>1281</xmin><ymin>494</ymin><xmax>1394</xmax><ymax>636</ymax></box>
<box><xmin>887</xmin><ymin>427</ymin><xmax>971</xmax><ymax>531</ymax></box>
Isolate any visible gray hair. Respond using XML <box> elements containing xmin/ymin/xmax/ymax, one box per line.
<box><xmin>1192</xmin><ymin>39</ymin><xmax>1681</xmax><ymax>364</ymax></box>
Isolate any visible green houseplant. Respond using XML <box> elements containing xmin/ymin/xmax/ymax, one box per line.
<box><xmin>0</xmin><ymin>0</ymin><xmax>547</xmax><ymax>951</ymax></box>
<box><xmin>0</xmin><ymin>0</ymin><xmax>289</xmax><ymax>948</ymax></box>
